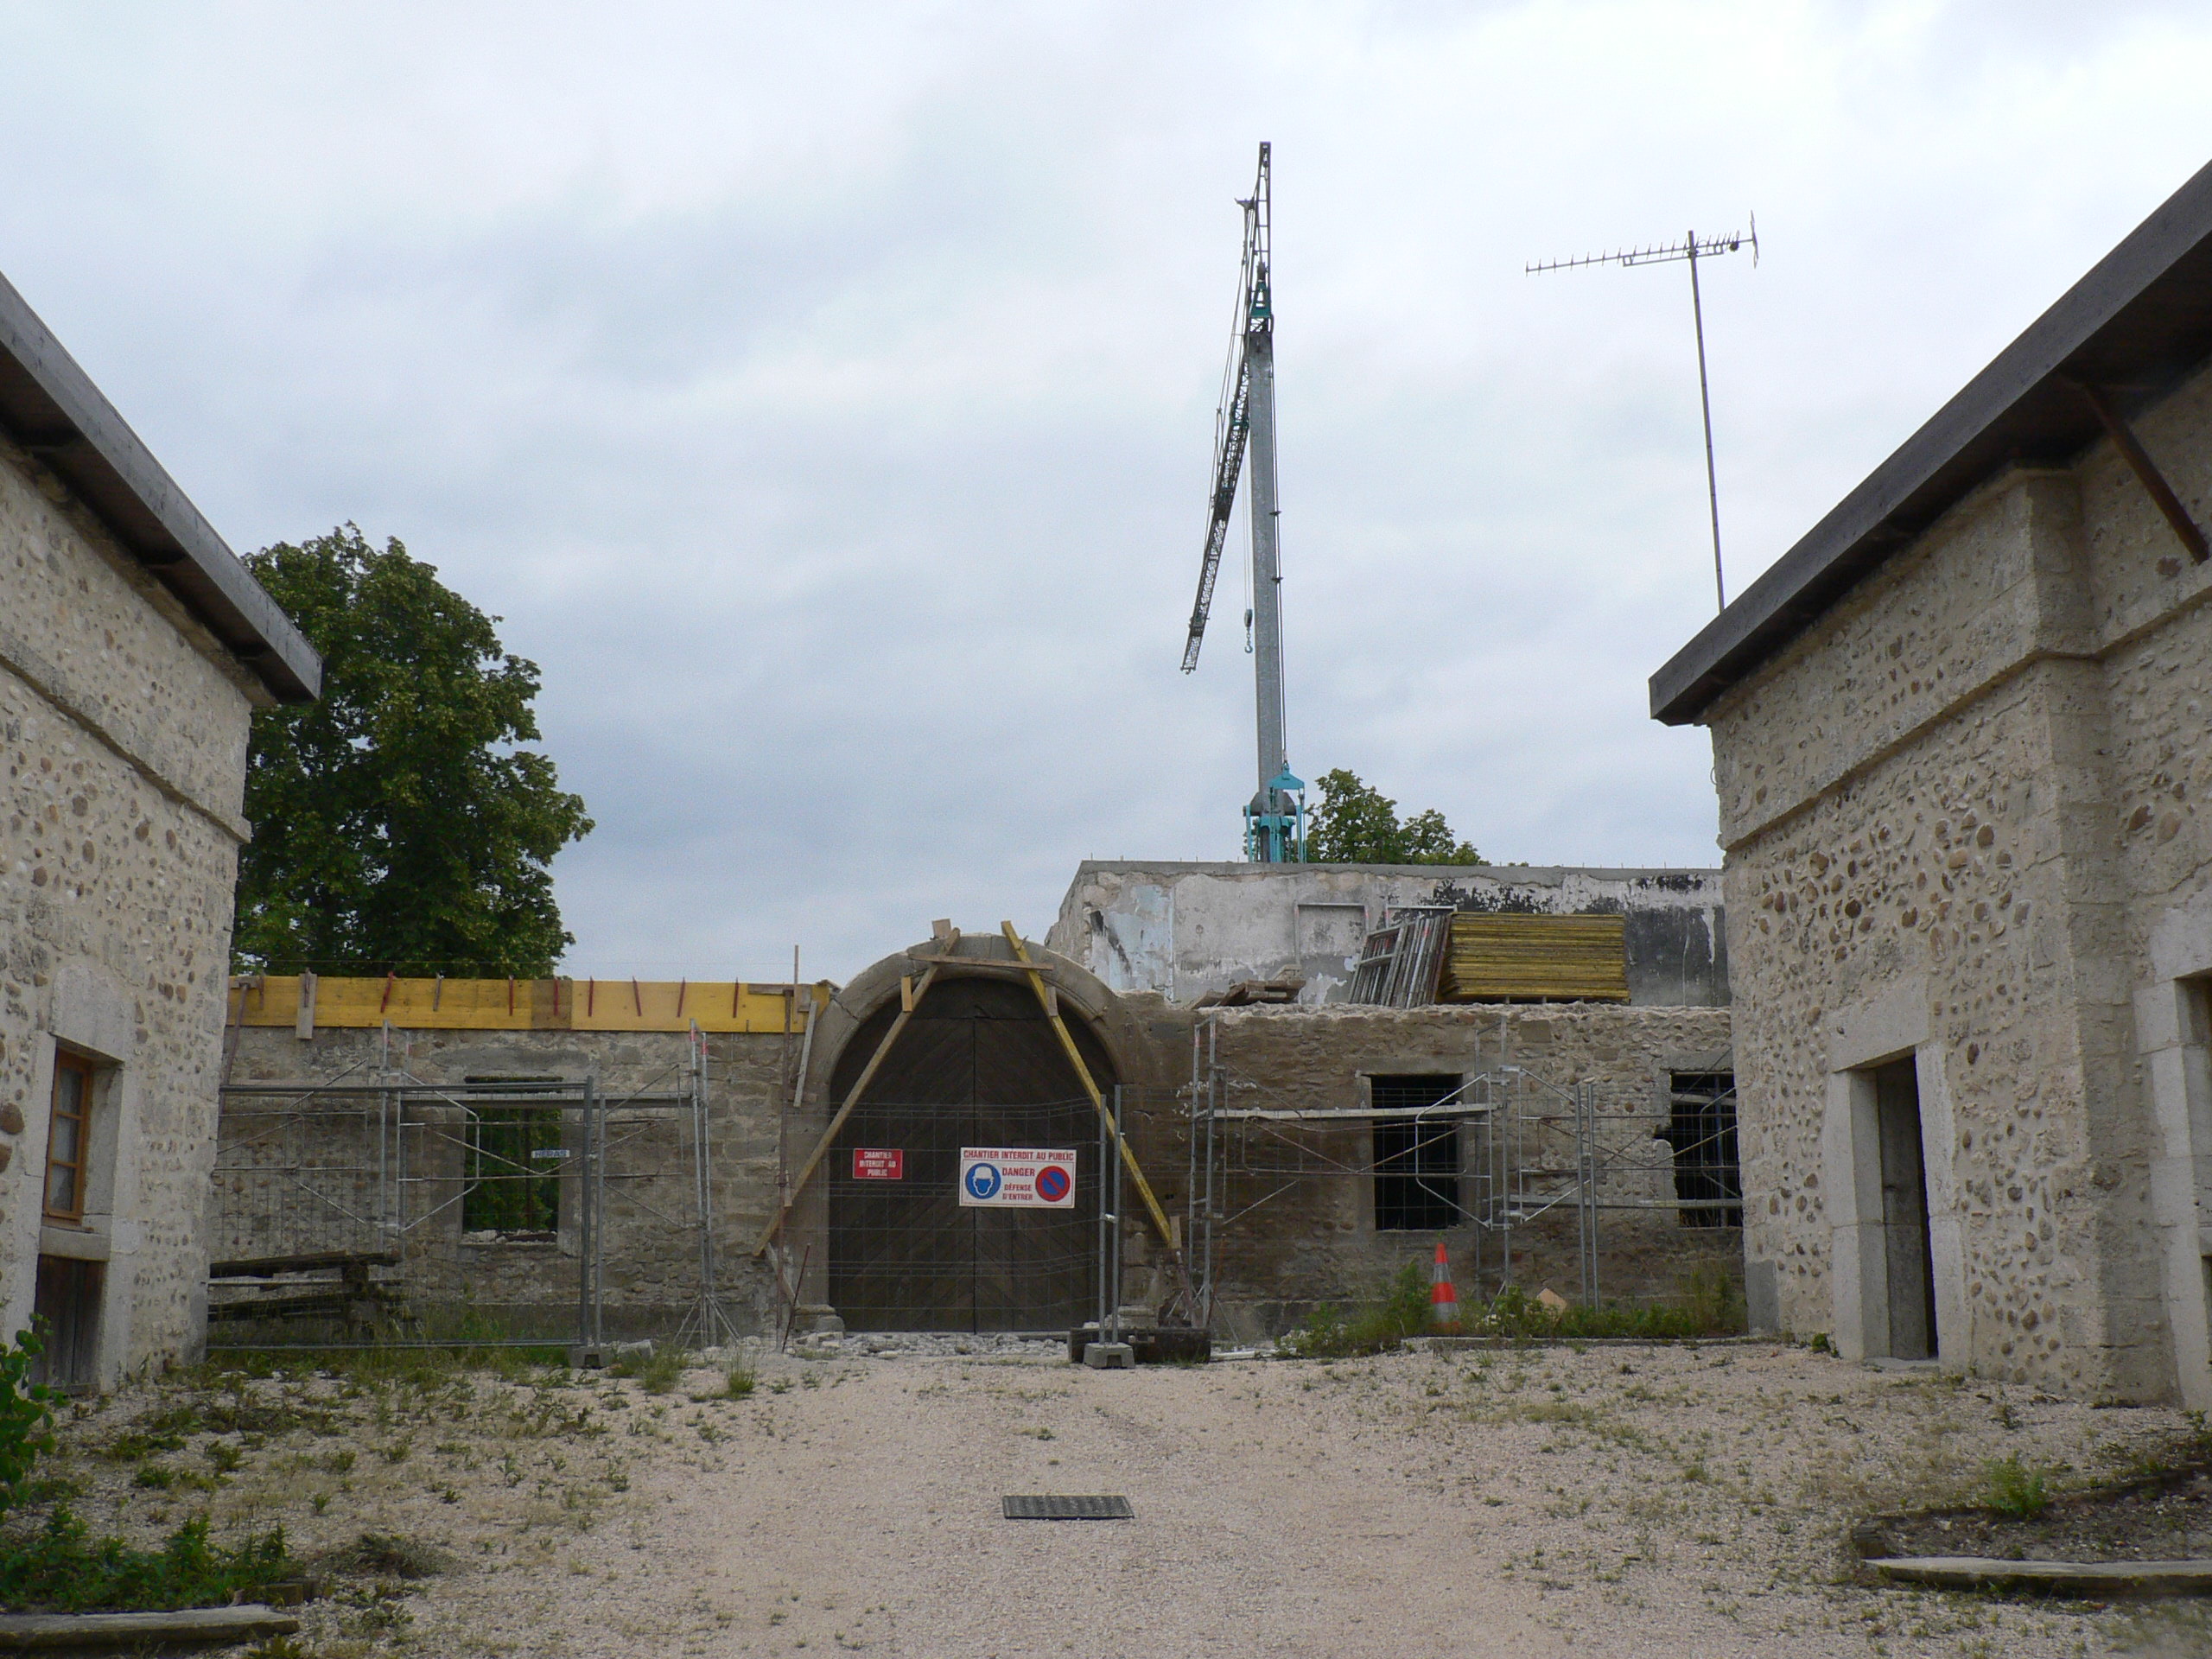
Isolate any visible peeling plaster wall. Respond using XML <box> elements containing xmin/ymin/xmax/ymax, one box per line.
<box><xmin>1048</xmin><ymin>862</ymin><xmax>1729</xmax><ymax>1008</ymax></box>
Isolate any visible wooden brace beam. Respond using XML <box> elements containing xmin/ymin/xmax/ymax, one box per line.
<box><xmin>750</xmin><ymin>929</ymin><xmax>960</xmax><ymax>1256</ymax></box>
<box><xmin>2075</xmin><ymin>379</ymin><xmax>2209</xmax><ymax>563</ymax></box>
<box><xmin>999</xmin><ymin>921</ymin><xmax>1177</xmax><ymax>1250</ymax></box>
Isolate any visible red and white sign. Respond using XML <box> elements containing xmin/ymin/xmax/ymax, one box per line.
<box><xmin>852</xmin><ymin>1148</ymin><xmax>905</xmax><ymax>1180</ymax></box>
<box><xmin>959</xmin><ymin>1147</ymin><xmax>1077</xmax><ymax>1208</ymax></box>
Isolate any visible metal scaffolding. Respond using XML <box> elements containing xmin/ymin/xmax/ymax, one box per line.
<box><xmin>1183</xmin><ymin>1014</ymin><xmax>1740</xmax><ymax>1316</ymax></box>
<box><xmin>210</xmin><ymin>1021</ymin><xmax>736</xmax><ymax>1351</ymax></box>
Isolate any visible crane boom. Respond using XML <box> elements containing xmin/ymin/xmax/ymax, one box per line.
<box><xmin>1180</xmin><ymin>349</ymin><xmax>1252</xmax><ymax>672</ymax></box>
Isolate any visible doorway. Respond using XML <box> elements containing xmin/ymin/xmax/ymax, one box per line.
<box><xmin>825</xmin><ymin>976</ymin><xmax>1109</xmax><ymax>1332</ymax></box>
<box><xmin>1873</xmin><ymin>1058</ymin><xmax>1938</xmax><ymax>1360</ymax></box>
<box><xmin>30</xmin><ymin>1255</ymin><xmax>103</xmax><ymax>1389</ymax></box>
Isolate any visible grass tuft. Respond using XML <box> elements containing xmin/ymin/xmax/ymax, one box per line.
<box><xmin>636</xmin><ymin>1351</ymin><xmax>685</xmax><ymax>1395</ymax></box>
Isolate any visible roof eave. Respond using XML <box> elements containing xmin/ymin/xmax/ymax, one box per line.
<box><xmin>0</xmin><ymin>273</ymin><xmax>321</xmax><ymax>703</ymax></box>
<box><xmin>1651</xmin><ymin>156</ymin><xmax>2212</xmax><ymax>727</ymax></box>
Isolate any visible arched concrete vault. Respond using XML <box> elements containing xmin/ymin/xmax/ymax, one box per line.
<box><xmin>785</xmin><ymin>931</ymin><xmax>1153</xmax><ymax>1333</ymax></box>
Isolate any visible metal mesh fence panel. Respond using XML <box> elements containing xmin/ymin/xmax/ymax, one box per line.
<box><xmin>825</xmin><ymin>1095</ymin><xmax>1099</xmax><ymax>1332</ymax></box>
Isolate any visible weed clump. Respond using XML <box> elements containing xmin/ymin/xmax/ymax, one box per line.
<box><xmin>1281</xmin><ymin>1262</ymin><xmax>1746</xmax><ymax>1357</ymax></box>
<box><xmin>320</xmin><ymin>1530</ymin><xmax>446</xmax><ymax>1580</ymax></box>
<box><xmin>1982</xmin><ymin>1456</ymin><xmax>2052</xmax><ymax>1519</ymax></box>
<box><xmin>1281</xmin><ymin>1262</ymin><xmax>1433</xmax><ymax>1358</ymax></box>
<box><xmin>607</xmin><ymin>1345</ymin><xmax>687</xmax><ymax>1395</ymax></box>
<box><xmin>0</xmin><ymin>1510</ymin><xmax>297</xmax><ymax>1613</ymax></box>
<box><xmin>725</xmin><ymin>1362</ymin><xmax>757</xmax><ymax>1401</ymax></box>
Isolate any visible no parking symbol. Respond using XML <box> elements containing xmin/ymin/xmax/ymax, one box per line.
<box><xmin>957</xmin><ymin>1147</ymin><xmax>1077</xmax><ymax>1208</ymax></box>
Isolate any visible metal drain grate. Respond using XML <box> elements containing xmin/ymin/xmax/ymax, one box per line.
<box><xmin>1002</xmin><ymin>1494</ymin><xmax>1134</xmax><ymax>1520</ymax></box>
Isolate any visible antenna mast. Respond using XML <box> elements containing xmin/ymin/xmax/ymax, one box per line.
<box><xmin>1529</xmin><ymin>219</ymin><xmax>1758</xmax><ymax>611</ymax></box>
<box><xmin>1181</xmin><ymin>142</ymin><xmax>1304</xmax><ymax>861</ymax></box>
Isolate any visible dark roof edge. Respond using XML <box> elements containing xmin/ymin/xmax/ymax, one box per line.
<box><xmin>0</xmin><ymin>272</ymin><xmax>320</xmax><ymax>702</ymax></box>
<box><xmin>1650</xmin><ymin>157</ymin><xmax>2212</xmax><ymax>727</ymax></box>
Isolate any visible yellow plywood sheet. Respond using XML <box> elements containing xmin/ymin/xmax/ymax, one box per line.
<box><xmin>229</xmin><ymin>976</ymin><xmax>822</xmax><ymax>1033</ymax></box>
<box><xmin>1437</xmin><ymin>914</ymin><xmax>1629</xmax><ymax>1004</ymax></box>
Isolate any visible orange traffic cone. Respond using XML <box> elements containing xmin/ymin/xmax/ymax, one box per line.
<box><xmin>1430</xmin><ymin>1238</ymin><xmax>1459</xmax><ymax>1330</ymax></box>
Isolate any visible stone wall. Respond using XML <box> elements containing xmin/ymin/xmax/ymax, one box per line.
<box><xmin>0</xmin><ymin>433</ymin><xmax>264</xmax><ymax>1386</ymax></box>
<box><xmin>1118</xmin><ymin>1001</ymin><xmax>1738</xmax><ymax>1342</ymax></box>
<box><xmin>219</xmin><ymin>969</ymin><xmax>1738</xmax><ymax>1346</ymax></box>
<box><xmin>1704</xmin><ymin>353</ymin><xmax>2212</xmax><ymax>1403</ymax></box>
<box><xmin>222</xmin><ymin>1024</ymin><xmax>798</xmax><ymax>1340</ymax></box>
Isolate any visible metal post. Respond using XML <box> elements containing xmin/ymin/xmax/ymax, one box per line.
<box><xmin>600</xmin><ymin>1080</ymin><xmax>611</xmax><ymax>1347</ymax></box>
<box><xmin>1205</xmin><ymin>1021</ymin><xmax>1221</xmax><ymax>1323</ymax></box>
<box><xmin>692</xmin><ymin>1023</ymin><xmax>720</xmax><ymax>1344</ymax></box>
<box><xmin>1098</xmin><ymin>1079</ymin><xmax>1112</xmax><ymax>1342</ymax></box>
<box><xmin>1578</xmin><ymin>1084</ymin><xmax>1599</xmax><ymax>1306</ymax></box>
<box><xmin>576</xmin><ymin>1078</ymin><xmax>594</xmax><ymax>1353</ymax></box>
<box><xmin>1501</xmin><ymin>1019</ymin><xmax>1516</xmax><ymax>1293</ymax></box>
<box><xmin>1688</xmin><ymin>234</ymin><xmax>1726</xmax><ymax>612</ymax></box>
<box><xmin>377</xmin><ymin>1022</ymin><xmax>392</xmax><ymax>1254</ymax></box>
<box><xmin>1186</xmin><ymin>1024</ymin><xmax>1199</xmax><ymax>1305</ymax></box>
<box><xmin>1109</xmin><ymin>1084</ymin><xmax>1125</xmax><ymax>1344</ymax></box>
<box><xmin>1247</xmin><ymin>324</ymin><xmax>1289</xmax><ymax>845</ymax></box>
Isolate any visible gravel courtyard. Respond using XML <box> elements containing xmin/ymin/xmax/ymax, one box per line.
<box><xmin>35</xmin><ymin>1338</ymin><xmax>2212</xmax><ymax>1656</ymax></box>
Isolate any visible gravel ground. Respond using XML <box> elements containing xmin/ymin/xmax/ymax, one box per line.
<box><xmin>24</xmin><ymin>1339</ymin><xmax>2212</xmax><ymax>1656</ymax></box>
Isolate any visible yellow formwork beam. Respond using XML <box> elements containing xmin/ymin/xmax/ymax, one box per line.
<box><xmin>227</xmin><ymin>976</ymin><xmax>827</xmax><ymax>1034</ymax></box>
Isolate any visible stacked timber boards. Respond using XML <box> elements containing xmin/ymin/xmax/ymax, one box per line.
<box><xmin>1437</xmin><ymin>914</ymin><xmax>1628</xmax><ymax>1004</ymax></box>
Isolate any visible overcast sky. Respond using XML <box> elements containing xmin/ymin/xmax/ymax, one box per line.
<box><xmin>3</xmin><ymin>3</ymin><xmax>2209</xmax><ymax>982</ymax></box>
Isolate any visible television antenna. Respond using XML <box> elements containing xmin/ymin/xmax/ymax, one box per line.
<box><xmin>1529</xmin><ymin>219</ymin><xmax>1758</xmax><ymax>612</ymax></box>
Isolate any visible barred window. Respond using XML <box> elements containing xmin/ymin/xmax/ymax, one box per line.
<box><xmin>1370</xmin><ymin>1075</ymin><xmax>1462</xmax><ymax>1232</ymax></box>
<box><xmin>1664</xmin><ymin>1071</ymin><xmax>1742</xmax><ymax>1229</ymax></box>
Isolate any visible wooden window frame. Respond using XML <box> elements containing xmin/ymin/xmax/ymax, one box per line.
<box><xmin>43</xmin><ymin>1051</ymin><xmax>96</xmax><ymax>1225</ymax></box>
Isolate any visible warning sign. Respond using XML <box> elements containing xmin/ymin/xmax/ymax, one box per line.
<box><xmin>852</xmin><ymin>1148</ymin><xmax>904</xmax><ymax>1180</ymax></box>
<box><xmin>958</xmin><ymin>1147</ymin><xmax>1077</xmax><ymax>1208</ymax></box>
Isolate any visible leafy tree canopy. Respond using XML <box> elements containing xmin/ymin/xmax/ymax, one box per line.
<box><xmin>232</xmin><ymin>526</ymin><xmax>593</xmax><ymax>977</ymax></box>
<box><xmin>1306</xmin><ymin>768</ymin><xmax>1479</xmax><ymax>866</ymax></box>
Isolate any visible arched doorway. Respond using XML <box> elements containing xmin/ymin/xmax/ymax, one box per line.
<box><xmin>825</xmin><ymin>976</ymin><xmax>1114</xmax><ymax>1332</ymax></box>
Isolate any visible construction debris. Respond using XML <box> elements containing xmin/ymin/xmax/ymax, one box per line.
<box><xmin>1192</xmin><ymin>976</ymin><xmax>1306</xmax><ymax>1008</ymax></box>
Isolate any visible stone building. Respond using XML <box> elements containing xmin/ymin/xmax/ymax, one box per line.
<box><xmin>221</xmin><ymin>929</ymin><xmax>1739</xmax><ymax>1344</ymax></box>
<box><xmin>1651</xmin><ymin>158</ymin><xmax>2212</xmax><ymax>1404</ymax></box>
<box><xmin>1049</xmin><ymin>860</ymin><xmax>1729</xmax><ymax>1007</ymax></box>
<box><xmin>0</xmin><ymin>270</ymin><xmax>321</xmax><ymax>1387</ymax></box>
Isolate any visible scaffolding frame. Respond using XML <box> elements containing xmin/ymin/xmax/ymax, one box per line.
<box><xmin>211</xmin><ymin>1021</ymin><xmax>736</xmax><ymax>1351</ymax></box>
<box><xmin>1184</xmin><ymin>1014</ymin><xmax>1740</xmax><ymax>1313</ymax></box>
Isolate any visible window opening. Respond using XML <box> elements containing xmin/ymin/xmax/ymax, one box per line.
<box><xmin>462</xmin><ymin>1078</ymin><xmax>565</xmax><ymax>1236</ymax></box>
<box><xmin>1371</xmin><ymin>1075</ymin><xmax>1462</xmax><ymax>1231</ymax></box>
<box><xmin>44</xmin><ymin>1052</ymin><xmax>94</xmax><ymax>1224</ymax></box>
<box><xmin>1664</xmin><ymin>1071</ymin><xmax>1742</xmax><ymax>1228</ymax></box>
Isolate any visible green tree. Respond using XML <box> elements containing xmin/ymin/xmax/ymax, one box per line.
<box><xmin>1306</xmin><ymin>769</ymin><xmax>1478</xmax><ymax>866</ymax></box>
<box><xmin>232</xmin><ymin>526</ymin><xmax>593</xmax><ymax>977</ymax></box>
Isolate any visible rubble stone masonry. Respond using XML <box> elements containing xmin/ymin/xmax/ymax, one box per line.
<box><xmin>0</xmin><ymin>433</ymin><xmax>264</xmax><ymax>1384</ymax></box>
<box><xmin>1707</xmin><ymin>359</ymin><xmax>2212</xmax><ymax>1403</ymax></box>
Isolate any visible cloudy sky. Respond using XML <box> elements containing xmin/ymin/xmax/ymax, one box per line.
<box><xmin>3</xmin><ymin>3</ymin><xmax>2209</xmax><ymax>982</ymax></box>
